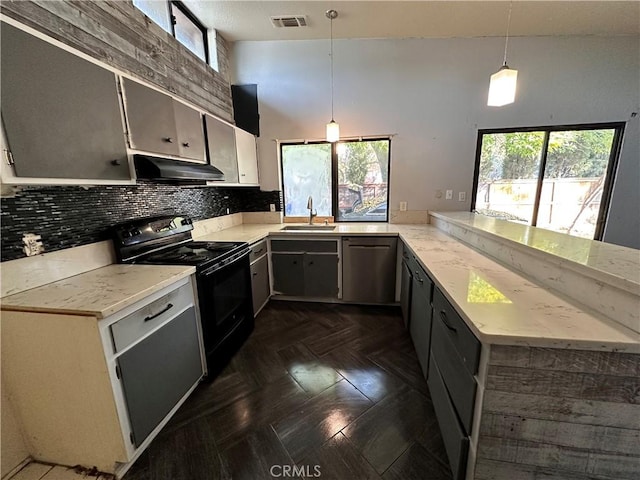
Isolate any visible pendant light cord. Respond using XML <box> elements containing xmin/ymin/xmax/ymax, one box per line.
<box><xmin>330</xmin><ymin>14</ymin><xmax>334</xmax><ymax>121</ymax></box>
<box><xmin>503</xmin><ymin>0</ymin><xmax>513</xmax><ymax>66</ymax></box>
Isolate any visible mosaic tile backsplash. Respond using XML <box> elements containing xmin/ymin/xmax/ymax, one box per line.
<box><xmin>1</xmin><ymin>182</ymin><xmax>281</xmax><ymax>261</ymax></box>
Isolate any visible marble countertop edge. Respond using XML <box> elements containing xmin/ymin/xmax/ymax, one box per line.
<box><xmin>429</xmin><ymin>211</ymin><xmax>640</xmax><ymax>295</ymax></box>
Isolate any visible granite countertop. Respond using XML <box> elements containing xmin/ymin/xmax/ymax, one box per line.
<box><xmin>0</xmin><ymin>264</ymin><xmax>195</xmax><ymax>319</ymax></box>
<box><xmin>196</xmin><ymin>222</ymin><xmax>640</xmax><ymax>353</ymax></box>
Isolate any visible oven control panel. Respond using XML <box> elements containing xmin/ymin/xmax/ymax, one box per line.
<box><xmin>112</xmin><ymin>215</ymin><xmax>194</xmax><ymax>252</ymax></box>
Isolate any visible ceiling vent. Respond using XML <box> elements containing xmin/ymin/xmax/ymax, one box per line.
<box><xmin>270</xmin><ymin>15</ymin><xmax>308</xmax><ymax>28</ymax></box>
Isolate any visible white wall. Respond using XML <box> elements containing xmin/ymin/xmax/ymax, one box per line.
<box><xmin>232</xmin><ymin>35</ymin><xmax>640</xmax><ymax>248</ymax></box>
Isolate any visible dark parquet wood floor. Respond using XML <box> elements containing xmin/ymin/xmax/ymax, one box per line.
<box><xmin>123</xmin><ymin>301</ymin><xmax>453</xmax><ymax>480</ymax></box>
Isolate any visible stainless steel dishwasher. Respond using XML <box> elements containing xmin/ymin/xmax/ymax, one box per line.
<box><xmin>342</xmin><ymin>236</ymin><xmax>398</xmax><ymax>304</ymax></box>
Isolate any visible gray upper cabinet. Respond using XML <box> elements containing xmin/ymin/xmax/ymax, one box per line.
<box><xmin>1</xmin><ymin>22</ymin><xmax>129</xmax><ymax>180</ymax></box>
<box><xmin>205</xmin><ymin>114</ymin><xmax>238</xmax><ymax>182</ymax></box>
<box><xmin>122</xmin><ymin>78</ymin><xmax>179</xmax><ymax>157</ymax></box>
<box><xmin>173</xmin><ymin>101</ymin><xmax>205</xmax><ymax>162</ymax></box>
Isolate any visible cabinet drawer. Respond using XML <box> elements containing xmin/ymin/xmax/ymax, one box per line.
<box><xmin>431</xmin><ymin>315</ymin><xmax>477</xmax><ymax>434</ymax></box>
<box><xmin>271</xmin><ymin>239</ymin><xmax>337</xmax><ymax>253</ymax></box>
<box><xmin>433</xmin><ymin>288</ymin><xmax>481</xmax><ymax>375</ymax></box>
<box><xmin>428</xmin><ymin>354</ymin><xmax>469</xmax><ymax>480</ymax></box>
<box><xmin>111</xmin><ymin>282</ymin><xmax>194</xmax><ymax>353</ymax></box>
<box><xmin>249</xmin><ymin>239</ymin><xmax>267</xmax><ymax>263</ymax></box>
<box><xmin>412</xmin><ymin>264</ymin><xmax>433</xmax><ymax>302</ymax></box>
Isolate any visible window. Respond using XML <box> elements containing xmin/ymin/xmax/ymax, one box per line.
<box><xmin>133</xmin><ymin>0</ymin><xmax>208</xmax><ymax>63</ymax></box>
<box><xmin>281</xmin><ymin>139</ymin><xmax>391</xmax><ymax>222</ymax></box>
<box><xmin>471</xmin><ymin>123</ymin><xmax>624</xmax><ymax>240</ymax></box>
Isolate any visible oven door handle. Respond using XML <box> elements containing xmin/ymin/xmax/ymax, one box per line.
<box><xmin>201</xmin><ymin>249</ymin><xmax>250</xmax><ymax>276</ymax></box>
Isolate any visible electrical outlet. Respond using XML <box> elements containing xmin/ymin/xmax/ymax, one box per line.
<box><xmin>445</xmin><ymin>190</ymin><xmax>453</xmax><ymax>200</ymax></box>
<box><xmin>22</xmin><ymin>233</ymin><xmax>44</xmax><ymax>256</ymax></box>
<box><xmin>399</xmin><ymin>201</ymin><xmax>407</xmax><ymax>212</ymax></box>
<box><xmin>226</xmin><ymin>208</ymin><xmax>230</xmax><ymax>215</ymax></box>
<box><xmin>269</xmin><ymin>203</ymin><xmax>276</xmax><ymax>212</ymax></box>
<box><xmin>458</xmin><ymin>191</ymin><xmax>466</xmax><ymax>202</ymax></box>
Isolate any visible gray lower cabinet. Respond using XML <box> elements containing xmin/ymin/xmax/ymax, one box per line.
<box><xmin>270</xmin><ymin>239</ymin><xmax>339</xmax><ymax>299</ymax></box>
<box><xmin>400</xmin><ymin>254</ymin><xmax>412</xmax><ymax>327</ymax></box>
<box><xmin>271</xmin><ymin>253</ymin><xmax>305</xmax><ymax>296</ymax></box>
<box><xmin>1</xmin><ymin>22</ymin><xmax>129</xmax><ymax>180</ymax></box>
<box><xmin>116</xmin><ymin>306</ymin><xmax>202</xmax><ymax>446</ymax></box>
<box><xmin>305</xmin><ymin>253</ymin><xmax>339</xmax><ymax>297</ymax></box>
<box><xmin>428</xmin><ymin>355</ymin><xmax>469</xmax><ymax>480</ymax></box>
<box><xmin>428</xmin><ymin>286</ymin><xmax>481</xmax><ymax>480</ymax></box>
<box><xmin>250</xmin><ymin>252</ymin><xmax>270</xmax><ymax>316</ymax></box>
<box><xmin>409</xmin><ymin>262</ymin><xmax>433</xmax><ymax>378</ymax></box>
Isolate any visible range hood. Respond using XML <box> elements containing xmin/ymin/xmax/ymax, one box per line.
<box><xmin>134</xmin><ymin>155</ymin><xmax>224</xmax><ymax>183</ymax></box>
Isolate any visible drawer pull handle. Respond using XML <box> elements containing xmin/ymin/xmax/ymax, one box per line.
<box><xmin>416</xmin><ymin>276</ymin><xmax>424</xmax><ymax>284</ymax></box>
<box><xmin>252</xmin><ymin>272</ymin><xmax>258</xmax><ymax>276</ymax></box>
<box><xmin>439</xmin><ymin>310</ymin><xmax>457</xmax><ymax>332</ymax></box>
<box><xmin>253</xmin><ymin>248</ymin><xmax>264</xmax><ymax>254</ymax></box>
<box><xmin>144</xmin><ymin>303</ymin><xmax>173</xmax><ymax>322</ymax></box>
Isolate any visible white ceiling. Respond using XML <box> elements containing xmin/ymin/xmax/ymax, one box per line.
<box><xmin>182</xmin><ymin>1</ymin><xmax>640</xmax><ymax>42</ymax></box>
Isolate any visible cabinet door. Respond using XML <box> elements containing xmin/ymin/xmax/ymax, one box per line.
<box><xmin>117</xmin><ymin>306</ymin><xmax>202</xmax><ymax>446</ymax></box>
<box><xmin>1</xmin><ymin>22</ymin><xmax>129</xmax><ymax>180</ymax></box>
<box><xmin>304</xmin><ymin>253</ymin><xmax>338</xmax><ymax>298</ymax></box>
<box><xmin>122</xmin><ymin>78</ymin><xmax>179</xmax><ymax>156</ymax></box>
<box><xmin>410</xmin><ymin>271</ymin><xmax>433</xmax><ymax>378</ymax></box>
<box><xmin>235</xmin><ymin>127</ymin><xmax>259</xmax><ymax>184</ymax></box>
<box><xmin>250</xmin><ymin>255</ymin><xmax>270</xmax><ymax>316</ymax></box>
<box><xmin>173</xmin><ymin>100</ymin><xmax>205</xmax><ymax>162</ymax></box>
<box><xmin>400</xmin><ymin>260</ymin><xmax>412</xmax><ymax>328</ymax></box>
<box><xmin>205</xmin><ymin>114</ymin><xmax>238</xmax><ymax>182</ymax></box>
<box><xmin>271</xmin><ymin>253</ymin><xmax>304</xmax><ymax>296</ymax></box>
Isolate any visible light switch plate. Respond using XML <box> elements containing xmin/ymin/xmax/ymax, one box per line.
<box><xmin>399</xmin><ymin>201</ymin><xmax>407</xmax><ymax>212</ymax></box>
<box><xmin>270</xmin><ymin>203</ymin><xmax>276</xmax><ymax>212</ymax></box>
<box><xmin>458</xmin><ymin>191</ymin><xmax>466</xmax><ymax>202</ymax></box>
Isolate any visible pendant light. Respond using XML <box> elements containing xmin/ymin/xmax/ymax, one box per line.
<box><xmin>326</xmin><ymin>9</ymin><xmax>339</xmax><ymax>142</ymax></box>
<box><xmin>488</xmin><ymin>1</ymin><xmax>517</xmax><ymax>107</ymax></box>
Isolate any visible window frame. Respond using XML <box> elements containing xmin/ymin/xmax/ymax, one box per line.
<box><xmin>279</xmin><ymin>137</ymin><xmax>392</xmax><ymax>223</ymax></box>
<box><xmin>133</xmin><ymin>0</ymin><xmax>209</xmax><ymax>64</ymax></box>
<box><xmin>169</xmin><ymin>1</ymin><xmax>209</xmax><ymax>63</ymax></box>
<box><xmin>470</xmin><ymin>122</ymin><xmax>625</xmax><ymax>240</ymax></box>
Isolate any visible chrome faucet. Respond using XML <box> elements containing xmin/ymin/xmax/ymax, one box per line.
<box><xmin>307</xmin><ymin>196</ymin><xmax>317</xmax><ymax>225</ymax></box>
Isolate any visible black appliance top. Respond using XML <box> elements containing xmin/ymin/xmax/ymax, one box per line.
<box><xmin>112</xmin><ymin>215</ymin><xmax>248</xmax><ymax>269</ymax></box>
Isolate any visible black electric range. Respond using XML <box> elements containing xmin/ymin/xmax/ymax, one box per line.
<box><xmin>112</xmin><ymin>215</ymin><xmax>254</xmax><ymax>378</ymax></box>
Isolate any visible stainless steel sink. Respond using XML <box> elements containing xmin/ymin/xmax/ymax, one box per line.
<box><xmin>280</xmin><ymin>225</ymin><xmax>336</xmax><ymax>231</ymax></box>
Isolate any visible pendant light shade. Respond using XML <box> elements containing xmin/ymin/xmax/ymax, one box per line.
<box><xmin>326</xmin><ymin>9</ymin><xmax>339</xmax><ymax>142</ymax></box>
<box><xmin>488</xmin><ymin>1</ymin><xmax>517</xmax><ymax>107</ymax></box>
<box><xmin>326</xmin><ymin>120</ymin><xmax>340</xmax><ymax>143</ymax></box>
<box><xmin>488</xmin><ymin>65</ymin><xmax>518</xmax><ymax>107</ymax></box>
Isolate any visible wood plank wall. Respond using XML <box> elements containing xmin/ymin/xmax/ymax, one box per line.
<box><xmin>474</xmin><ymin>345</ymin><xmax>640</xmax><ymax>479</ymax></box>
<box><xmin>0</xmin><ymin>0</ymin><xmax>233</xmax><ymax>122</ymax></box>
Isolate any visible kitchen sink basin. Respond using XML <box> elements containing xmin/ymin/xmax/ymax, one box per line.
<box><xmin>280</xmin><ymin>225</ymin><xmax>336</xmax><ymax>231</ymax></box>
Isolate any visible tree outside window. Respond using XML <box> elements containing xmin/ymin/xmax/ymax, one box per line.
<box><xmin>473</xmin><ymin>124</ymin><xmax>623</xmax><ymax>239</ymax></box>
